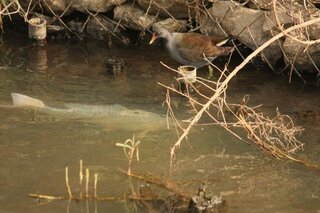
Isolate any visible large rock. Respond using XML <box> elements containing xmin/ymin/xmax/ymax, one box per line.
<box><xmin>86</xmin><ymin>14</ymin><xmax>129</xmax><ymax>45</ymax></box>
<box><xmin>263</xmin><ymin>0</ymin><xmax>320</xmax><ymax>73</ymax></box>
<box><xmin>152</xmin><ymin>18</ymin><xmax>188</xmax><ymax>33</ymax></box>
<box><xmin>68</xmin><ymin>0</ymin><xmax>126</xmax><ymax>13</ymax></box>
<box><xmin>20</xmin><ymin>0</ymin><xmax>69</xmax><ymax>14</ymax></box>
<box><xmin>44</xmin><ymin>0</ymin><xmax>68</xmax><ymax>13</ymax></box>
<box><xmin>20</xmin><ymin>0</ymin><xmax>126</xmax><ymax>14</ymax></box>
<box><xmin>262</xmin><ymin>10</ymin><xmax>294</xmax><ymax>36</ymax></box>
<box><xmin>113</xmin><ymin>3</ymin><xmax>157</xmax><ymax>30</ymax></box>
<box><xmin>275</xmin><ymin>0</ymin><xmax>320</xmax><ymax>40</ymax></box>
<box><xmin>136</xmin><ymin>0</ymin><xmax>207</xmax><ymax>18</ymax></box>
<box><xmin>242</xmin><ymin>0</ymin><xmax>315</xmax><ymax>11</ymax></box>
<box><xmin>201</xmin><ymin>1</ymin><xmax>282</xmax><ymax>66</ymax></box>
<box><xmin>283</xmin><ymin>36</ymin><xmax>320</xmax><ymax>74</ymax></box>
<box><xmin>247</xmin><ymin>0</ymin><xmax>273</xmax><ymax>10</ymax></box>
<box><xmin>262</xmin><ymin>0</ymin><xmax>320</xmax><ymax>40</ymax></box>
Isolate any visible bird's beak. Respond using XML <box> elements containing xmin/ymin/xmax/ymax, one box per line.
<box><xmin>149</xmin><ymin>33</ymin><xmax>157</xmax><ymax>45</ymax></box>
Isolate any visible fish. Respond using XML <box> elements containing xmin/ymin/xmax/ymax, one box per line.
<box><xmin>8</xmin><ymin>93</ymin><xmax>171</xmax><ymax>132</ymax></box>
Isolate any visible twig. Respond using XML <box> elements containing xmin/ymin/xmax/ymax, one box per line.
<box><xmin>28</xmin><ymin>193</ymin><xmax>157</xmax><ymax>201</ymax></box>
<box><xmin>94</xmin><ymin>173</ymin><xmax>98</xmax><ymax>199</ymax></box>
<box><xmin>29</xmin><ymin>194</ymin><xmax>66</xmax><ymax>200</ymax></box>
<box><xmin>118</xmin><ymin>168</ymin><xmax>189</xmax><ymax>199</ymax></box>
<box><xmin>85</xmin><ymin>168</ymin><xmax>89</xmax><ymax>198</ymax></box>
<box><xmin>79</xmin><ymin>159</ymin><xmax>83</xmax><ymax>199</ymax></box>
<box><xmin>65</xmin><ymin>167</ymin><xmax>72</xmax><ymax>199</ymax></box>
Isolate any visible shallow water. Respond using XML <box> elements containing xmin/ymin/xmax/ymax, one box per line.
<box><xmin>0</xmin><ymin>32</ymin><xmax>319</xmax><ymax>213</ymax></box>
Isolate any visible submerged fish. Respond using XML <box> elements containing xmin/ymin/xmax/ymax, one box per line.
<box><xmin>8</xmin><ymin>93</ymin><xmax>170</xmax><ymax>131</ymax></box>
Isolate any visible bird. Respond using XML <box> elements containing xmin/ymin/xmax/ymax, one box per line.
<box><xmin>149</xmin><ymin>26</ymin><xmax>234</xmax><ymax>68</ymax></box>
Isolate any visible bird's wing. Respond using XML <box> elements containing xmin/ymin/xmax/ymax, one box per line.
<box><xmin>209</xmin><ymin>36</ymin><xmax>229</xmax><ymax>45</ymax></box>
<box><xmin>175</xmin><ymin>33</ymin><xmax>232</xmax><ymax>62</ymax></box>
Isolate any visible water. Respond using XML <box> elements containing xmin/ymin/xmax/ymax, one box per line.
<box><xmin>0</xmin><ymin>32</ymin><xmax>319</xmax><ymax>213</ymax></box>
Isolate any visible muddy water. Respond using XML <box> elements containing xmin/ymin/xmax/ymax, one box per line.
<box><xmin>0</xmin><ymin>32</ymin><xmax>319</xmax><ymax>213</ymax></box>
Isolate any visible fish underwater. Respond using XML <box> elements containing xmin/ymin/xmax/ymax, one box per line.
<box><xmin>7</xmin><ymin>93</ymin><xmax>171</xmax><ymax>132</ymax></box>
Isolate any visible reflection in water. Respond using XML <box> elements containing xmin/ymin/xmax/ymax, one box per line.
<box><xmin>0</xmin><ymin>32</ymin><xmax>320</xmax><ymax>213</ymax></box>
<box><xmin>27</xmin><ymin>45</ymin><xmax>48</xmax><ymax>73</ymax></box>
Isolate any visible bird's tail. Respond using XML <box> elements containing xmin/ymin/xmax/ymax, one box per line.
<box><xmin>11</xmin><ymin>93</ymin><xmax>45</xmax><ymax>108</ymax></box>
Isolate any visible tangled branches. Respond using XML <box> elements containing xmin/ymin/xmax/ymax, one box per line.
<box><xmin>227</xmin><ymin>99</ymin><xmax>304</xmax><ymax>157</ymax></box>
<box><xmin>158</xmin><ymin>15</ymin><xmax>320</xmax><ymax>171</ymax></box>
<box><xmin>159</xmin><ymin>60</ymin><xmax>314</xmax><ymax>172</ymax></box>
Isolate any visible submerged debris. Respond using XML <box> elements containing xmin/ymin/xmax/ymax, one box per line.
<box><xmin>188</xmin><ymin>182</ymin><xmax>226</xmax><ymax>213</ymax></box>
<box><xmin>106</xmin><ymin>58</ymin><xmax>125</xmax><ymax>75</ymax></box>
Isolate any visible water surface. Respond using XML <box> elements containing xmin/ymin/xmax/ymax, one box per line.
<box><xmin>0</xmin><ymin>32</ymin><xmax>319</xmax><ymax>213</ymax></box>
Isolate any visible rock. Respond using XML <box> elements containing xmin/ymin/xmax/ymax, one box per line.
<box><xmin>20</xmin><ymin>0</ymin><xmax>69</xmax><ymax>15</ymax></box>
<box><xmin>21</xmin><ymin>0</ymin><xmax>126</xmax><ymax>14</ymax></box>
<box><xmin>67</xmin><ymin>20</ymin><xmax>85</xmax><ymax>35</ymax></box>
<box><xmin>247</xmin><ymin>0</ymin><xmax>273</xmax><ymax>10</ymax></box>
<box><xmin>201</xmin><ymin>1</ymin><xmax>282</xmax><ymax>66</ymax></box>
<box><xmin>136</xmin><ymin>0</ymin><xmax>207</xmax><ymax>18</ymax></box>
<box><xmin>262</xmin><ymin>10</ymin><xmax>294</xmax><ymax>36</ymax></box>
<box><xmin>263</xmin><ymin>7</ymin><xmax>320</xmax><ymax>39</ymax></box>
<box><xmin>43</xmin><ymin>0</ymin><xmax>68</xmax><ymax>13</ymax></box>
<box><xmin>152</xmin><ymin>18</ymin><xmax>188</xmax><ymax>33</ymax></box>
<box><xmin>277</xmin><ymin>1</ymin><xmax>320</xmax><ymax>40</ymax></box>
<box><xmin>113</xmin><ymin>3</ymin><xmax>157</xmax><ymax>30</ymax></box>
<box><xmin>86</xmin><ymin>15</ymin><xmax>129</xmax><ymax>45</ymax></box>
<box><xmin>282</xmin><ymin>36</ymin><xmax>320</xmax><ymax>74</ymax></box>
<box><xmin>68</xmin><ymin>0</ymin><xmax>126</xmax><ymax>13</ymax></box>
<box><xmin>264</xmin><ymin>0</ymin><xmax>320</xmax><ymax>74</ymax></box>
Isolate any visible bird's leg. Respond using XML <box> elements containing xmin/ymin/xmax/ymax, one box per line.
<box><xmin>207</xmin><ymin>64</ymin><xmax>215</xmax><ymax>80</ymax></box>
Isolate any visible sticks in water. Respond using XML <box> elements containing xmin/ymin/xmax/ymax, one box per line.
<box><xmin>28</xmin><ymin>160</ymin><xmax>154</xmax><ymax>202</ymax></box>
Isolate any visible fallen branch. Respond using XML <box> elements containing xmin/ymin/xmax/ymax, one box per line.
<box><xmin>28</xmin><ymin>193</ymin><xmax>156</xmax><ymax>202</ymax></box>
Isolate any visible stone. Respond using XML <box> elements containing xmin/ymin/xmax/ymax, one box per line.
<box><xmin>44</xmin><ymin>0</ymin><xmax>68</xmax><ymax>13</ymax></box>
<box><xmin>201</xmin><ymin>1</ymin><xmax>283</xmax><ymax>66</ymax></box>
<box><xmin>247</xmin><ymin>0</ymin><xmax>273</xmax><ymax>10</ymax></box>
<box><xmin>263</xmin><ymin>0</ymin><xmax>320</xmax><ymax>73</ymax></box>
<box><xmin>67</xmin><ymin>20</ymin><xmax>85</xmax><ymax>35</ymax></box>
<box><xmin>68</xmin><ymin>0</ymin><xmax>126</xmax><ymax>13</ymax></box>
<box><xmin>113</xmin><ymin>3</ymin><xmax>157</xmax><ymax>30</ymax></box>
<box><xmin>262</xmin><ymin>10</ymin><xmax>294</xmax><ymax>36</ymax></box>
<box><xmin>283</xmin><ymin>36</ymin><xmax>320</xmax><ymax>74</ymax></box>
<box><xmin>86</xmin><ymin>15</ymin><xmax>129</xmax><ymax>45</ymax></box>
<box><xmin>21</xmin><ymin>0</ymin><xmax>126</xmax><ymax>14</ymax></box>
<box><xmin>152</xmin><ymin>18</ymin><xmax>188</xmax><ymax>33</ymax></box>
<box><xmin>136</xmin><ymin>0</ymin><xmax>207</xmax><ymax>18</ymax></box>
<box><xmin>20</xmin><ymin>0</ymin><xmax>69</xmax><ymax>15</ymax></box>
<box><xmin>263</xmin><ymin>0</ymin><xmax>320</xmax><ymax>40</ymax></box>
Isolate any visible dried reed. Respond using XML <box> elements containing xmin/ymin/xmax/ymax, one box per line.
<box><xmin>94</xmin><ymin>173</ymin><xmax>98</xmax><ymax>199</ymax></box>
<box><xmin>85</xmin><ymin>168</ymin><xmax>89</xmax><ymax>199</ymax></box>
<box><xmin>79</xmin><ymin>159</ymin><xmax>83</xmax><ymax>199</ymax></box>
<box><xmin>65</xmin><ymin>167</ymin><xmax>73</xmax><ymax>199</ymax></box>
